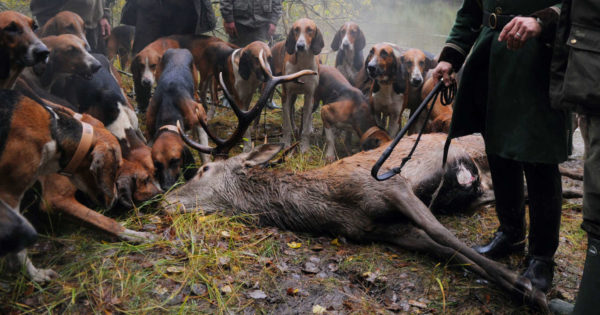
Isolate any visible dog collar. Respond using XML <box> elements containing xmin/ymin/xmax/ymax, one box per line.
<box><xmin>361</xmin><ymin>126</ymin><xmax>383</xmax><ymax>142</ymax></box>
<box><xmin>59</xmin><ymin>122</ymin><xmax>94</xmax><ymax>177</ymax></box>
<box><xmin>159</xmin><ymin>124</ymin><xmax>179</xmax><ymax>134</ymax></box>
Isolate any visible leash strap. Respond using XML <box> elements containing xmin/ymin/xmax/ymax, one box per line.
<box><xmin>159</xmin><ymin>124</ymin><xmax>180</xmax><ymax>134</ymax></box>
<box><xmin>60</xmin><ymin>122</ymin><xmax>94</xmax><ymax>177</ymax></box>
<box><xmin>371</xmin><ymin>80</ymin><xmax>455</xmax><ymax>181</ymax></box>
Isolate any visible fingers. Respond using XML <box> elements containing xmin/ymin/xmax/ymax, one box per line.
<box><xmin>498</xmin><ymin>17</ymin><xmax>542</xmax><ymax>51</ymax></box>
<box><xmin>498</xmin><ymin>19</ymin><xmax>516</xmax><ymax>42</ymax></box>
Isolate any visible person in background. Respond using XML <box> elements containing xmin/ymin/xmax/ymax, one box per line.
<box><xmin>120</xmin><ymin>0</ymin><xmax>217</xmax><ymax>55</ymax></box>
<box><xmin>219</xmin><ymin>0</ymin><xmax>282</xmax><ymax>47</ymax></box>
<box><xmin>30</xmin><ymin>0</ymin><xmax>113</xmax><ymax>53</ymax></box>
<box><xmin>432</xmin><ymin>1</ymin><xmax>568</xmax><ymax>293</ymax></box>
<box><xmin>547</xmin><ymin>0</ymin><xmax>600</xmax><ymax>313</ymax></box>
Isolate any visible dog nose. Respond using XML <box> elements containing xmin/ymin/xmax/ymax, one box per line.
<box><xmin>411</xmin><ymin>77</ymin><xmax>423</xmax><ymax>87</ymax></box>
<box><xmin>33</xmin><ymin>44</ymin><xmax>49</xmax><ymax>63</ymax></box>
<box><xmin>367</xmin><ymin>64</ymin><xmax>376</xmax><ymax>74</ymax></box>
<box><xmin>296</xmin><ymin>43</ymin><xmax>306</xmax><ymax>51</ymax></box>
<box><xmin>90</xmin><ymin>61</ymin><xmax>102</xmax><ymax>73</ymax></box>
<box><xmin>342</xmin><ymin>42</ymin><xmax>350</xmax><ymax>49</ymax></box>
<box><xmin>141</xmin><ymin>78</ymin><xmax>152</xmax><ymax>86</ymax></box>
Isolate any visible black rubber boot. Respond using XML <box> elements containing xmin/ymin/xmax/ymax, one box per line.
<box><xmin>521</xmin><ymin>256</ymin><xmax>555</xmax><ymax>293</ymax></box>
<box><xmin>473</xmin><ymin>230</ymin><xmax>525</xmax><ymax>259</ymax></box>
<box><xmin>573</xmin><ymin>236</ymin><xmax>600</xmax><ymax>315</ymax></box>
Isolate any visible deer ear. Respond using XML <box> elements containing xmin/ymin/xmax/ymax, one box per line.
<box><xmin>244</xmin><ymin>143</ymin><xmax>284</xmax><ymax>167</ymax></box>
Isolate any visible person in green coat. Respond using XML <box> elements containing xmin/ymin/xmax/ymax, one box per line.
<box><xmin>432</xmin><ymin>1</ymin><xmax>569</xmax><ymax>292</ymax></box>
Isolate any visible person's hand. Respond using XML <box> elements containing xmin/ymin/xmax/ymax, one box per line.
<box><xmin>268</xmin><ymin>23</ymin><xmax>276</xmax><ymax>37</ymax></box>
<box><xmin>100</xmin><ymin>18</ymin><xmax>111</xmax><ymax>38</ymax></box>
<box><xmin>224</xmin><ymin>21</ymin><xmax>238</xmax><ymax>37</ymax></box>
<box><xmin>432</xmin><ymin>61</ymin><xmax>455</xmax><ymax>87</ymax></box>
<box><xmin>498</xmin><ymin>17</ymin><xmax>542</xmax><ymax>50</ymax></box>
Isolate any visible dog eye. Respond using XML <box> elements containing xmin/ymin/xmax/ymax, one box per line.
<box><xmin>4</xmin><ymin>22</ymin><xmax>20</xmax><ymax>34</ymax></box>
<box><xmin>419</xmin><ymin>61</ymin><xmax>425</xmax><ymax>66</ymax></box>
<box><xmin>69</xmin><ymin>46</ymin><xmax>77</xmax><ymax>53</ymax></box>
<box><xmin>31</xmin><ymin>22</ymin><xmax>38</xmax><ymax>31</ymax></box>
<box><xmin>169</xmin><ymin>158</ymin><xmax>180</xmax><ymax>167</ymax></box>
<box><xmin>380</xmin><ymin>51</ymin><xmax>388</xmax><ymax>57</ymax></box>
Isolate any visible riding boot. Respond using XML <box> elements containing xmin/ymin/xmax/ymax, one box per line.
<box><xmin>474</xmin><ymin>155</ymin><xmax>526</xmax><ymax>258</ymax></box>
<box><xmin>522</xmin><ymin>162</ymin><xmax>562</xmax><ymax>292</ymax></box>
<box><xmin>573</xmin><ymin>235</ymin><xmax>600</xmax><ymax>315</ymax></box>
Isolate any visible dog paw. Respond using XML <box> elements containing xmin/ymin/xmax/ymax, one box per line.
<box><xmin>119</xmin><ymin>229</ymin><xmax>157</xmax><ymax>243</ymax></box>
<box><xmin>29</xmin><ymin>268</ymin><xmax>58</xmax><ymax>283</ymax></box>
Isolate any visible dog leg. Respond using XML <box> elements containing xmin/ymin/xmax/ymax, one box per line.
<box><xmin>195</xmin><ymin>126</ymin><xmax>211</xmax><ymax>162</ymax></box>
<box><xmin>388</xmin><ymin>113</ymin><xmax>400</xmax><ymax>137</ymax></box>
<box><xmin>281</xmin><ymin>90</ymin><xmax>295</xmax><ymax>147</ymax></box>
<box><xmin>11</xmin><ymin>250</ymin><xmax>58</xmax><ymax>283</ymax></box>
<box><xmin>324</xmin><ymin>126</ymin><xmax>336</xmax><ymax>162</ymax></box>
<box><xmin>300</xmin><ymin>94</ymin><xmax>314</xmax><ymax>153</ymax></box>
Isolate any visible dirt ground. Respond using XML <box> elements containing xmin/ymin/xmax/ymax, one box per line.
<box><xmin>0</xmin><ymin>74</ymin><xmax>588</xmax><ymax>314</ymax></box>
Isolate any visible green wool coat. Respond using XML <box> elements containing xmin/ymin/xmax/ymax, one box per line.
<box><xmin>444</xmin><ymin>0</ymin><xmax>569</xmax><ymax>164</ymax></box>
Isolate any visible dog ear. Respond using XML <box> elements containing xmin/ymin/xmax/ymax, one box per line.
<box><xmin>182</xmin><ymin>146</ymin><xmax>198</xmax><ymax>181</ymax></box>
<box><xmin>372</xmin><ymin>80</ymin><xmax>380</xmax><ymax>93</ymax></box>
<box><xmin>310</xmin><ymin>28</ymin><xmax>325</xmax><ymax>55</ymax></box>
<box><xmin>0</xmin><ymin>47</ymin><xmax>9</xmax><ymax>80</ymax></box>
<box><xmin>39</xmin><ymin>19</ymin><xmax>57</xmax><ymax>37</ymax></box>
<box><xmin>238</xmin><ymin>50</ymin><xmax>252</xmax><ymax>80</ymax></box>
<box><xmin>285</xmin><ymin>28</ymin><xmax>296</xmax><ymax>55</ymax></box>
<box><xmin>36</xmin><ymin>51</ymin><xmax>56</xmax><ymax>87</ymax></box>
<box><xmin>355</xmin><ymin>28</ymin><xmax>366</xmax><ymax>51</ymax></box>
<box><xmin>393</xmin><ymin>56</ymin><xmax>405</xmax><ymax>94</ymax></box>
<box><xmin>116</xmin><ymin>171</ymin><xmax>135</xmax><ymax>209</ymax></box>
<box><xmin>331</xmin><ymin>28</ymin><xmax>342</xmax><ymax>51</ymax></box>
<box><xmin>425</xmin><ymin>57</ymin><xmax>437</xmax><ymax>72</ymax></box>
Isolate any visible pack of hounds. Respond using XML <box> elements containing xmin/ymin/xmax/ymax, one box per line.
<box><xmin>0</xmin><ymin>9</ymin><xmax>582</xmax><ymax>311</ymax></box>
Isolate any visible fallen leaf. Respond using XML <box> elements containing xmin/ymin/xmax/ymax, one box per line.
<box><xmin>331</xmin><ymin>238</ymin><xmax>340</xmax><ymax>246</ymax></box>
<box><xmin>153</xmin><ymin>285</ymin><xmax>169</xmax><ymax>296</ymax></box>
<box><xmin>287</xmin><ymin>287</ymin><xmax>300</xmax><ymax>296</ymax></box>
<box><xmin>312</xmin><ymin>304</ymin><xmax>326</xmax><ymax>314</ymax></box>
<box><xmin>149</xmin><ymin>216</ymin><xmax>162</xmax><ymax>224</ymax></box>
<box><xmin>287</xmin><ymin>241</ymin><xmax>302</xmax><ymax>249</ymax></box>
<box><xmin>218</xmin><ymin>256</ymin><xmax>231</xmax><ymax>266</ymax></box>
<box><xmin>327</xmin><ymin>263</ymin><xmax>339</xmax><ymax>272</ymax></box>
<box><xmin>221</xmin><ymin>230</ymin><xmax>231</xmax><ymax>238</ymax></box>
<box><xmin>248</xmin><ymin>290</ymin><xmax>267</xmax><ymax>299</ymax></box>
<box><xmin>190</xmin><ymin>283</ymin><xmax>207</xmax><ymax>296</ymax></box>
<box><xmin>311</xmin><ymin>244</ymin><xmax>324</xmax><ymax>251</ymax></box>
<box><xmin>166</xmin><ymin>266</ymin><xmax>185</xmax><ymax>274</ymax></box>
<box><xmin>408</xmin><ymin>299</ymin><xmax>427</xmax><ymax>309</ymax></box>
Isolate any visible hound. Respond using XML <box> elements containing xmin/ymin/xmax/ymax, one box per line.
<box><xmin>0</xmin><ymin>91</ymin><xmax>122</xmax><ymax>282</ymax></box>
<box><xmin>281</xmin><ymin>18</ymin><xmax>324</xmax><ymax>152</ymax></box>
<box><xmin>399</xmin><ymin>48</ymin><xmax>437</xmax><ymax>134</ymax></box>
<box><xmin>106</xmin><ymin>25</ymin><xmax>135</xmax><ymax>69</ymax></box>
<box><xmin>317</xmin><ymin>65</ymin><xmax>391</xmax><ymax>161</ymax></box>
<box><xmin>37</xmin><ymin>11</ymin><xmax>89</xmax><ymax>50</ymax></box>
<box><xmin>364</xmin><ymin>43</ymin><xmax>404</xmax><ymax>136</ymax></box>
<box><xmin>0</xmin><ymin>11</ymin><xmax>49</xmax><ymax>89</ymax></box>
<box><xmin>330</xmin><ymin>22</ymin><xmax>366</xmax><ymax>85</ymax></box>
<box><xmin>146</xmin><ymin>48</ymin><xmax>207</xmax><ymax>190</ymax></box>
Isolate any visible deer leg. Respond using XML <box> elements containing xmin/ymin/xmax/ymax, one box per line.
<box><xmin>324</xmin><ymin>125</ymin><xmax>336</xmax><ymax>163</ymax></box>
<box><xmin>384</xmin><ymin>187</ymin><xmax>547</xmax><ymax>308</ymax></box>
<box><xmin>299</xmin><ymin>94</ymin><xmax>314</xmax><ymax>153</ymax></box>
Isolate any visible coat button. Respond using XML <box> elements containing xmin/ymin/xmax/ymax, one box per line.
<box><xmin>495</xmin><ymin>7</ymin><xmax>503</xmax><ymax>14</ymax></box>
<box><xmin>571</xmin><ymin>39</ymin><xmax>577</xmax><ymax>44</ymax></box>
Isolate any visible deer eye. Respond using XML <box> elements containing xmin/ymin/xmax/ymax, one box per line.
<box><xmin>202</xmin><ymin>165</ymin><xmax>210</xmax><ymax>172</ymax></box>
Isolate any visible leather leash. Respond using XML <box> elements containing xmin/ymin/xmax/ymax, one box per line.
<box><xmin>60</xmin><ymin>120</ymin><xmax>94</xmax><ymax>177</ymax></box>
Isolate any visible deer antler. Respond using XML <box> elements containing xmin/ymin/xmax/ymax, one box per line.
<box><xmin>178</xmin><ymin>50</ymin><xmax>316</xmax><ymax>158</ymax></box>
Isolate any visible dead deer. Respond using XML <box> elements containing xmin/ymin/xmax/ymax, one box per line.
<box><xmin>161</xmin><ymin>54</ymin><xmax>550</xmax><ymax>311</ymax></box>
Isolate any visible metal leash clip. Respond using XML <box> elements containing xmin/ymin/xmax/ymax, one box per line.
<box><xmin>371</xmin><ymin>79</ymin><xmax>456</xmax><ymax>181</ymax></box>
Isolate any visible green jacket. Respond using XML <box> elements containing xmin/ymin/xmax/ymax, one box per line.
<box><xmin>550</xmin><ymin>0</ymin><xmax>600</xmax><ymax>115</ymax></box>
<box><xmin>220</xmin><ymin>0</ymin><xmax>282</xmax><ymax>27</ymax></box>
<box><xmin>439</xmin><ymin>0</ymin><xmax>569</xmax><ymax>164</ymax></box>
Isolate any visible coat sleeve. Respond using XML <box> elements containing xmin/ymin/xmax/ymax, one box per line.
<box><xmin>530</xmin><ymin>4</ymin><xmax>561</xmax><ymax>44</ymax></box>
<box><xmin>438</xmin><ymin>0</ymin><xmax>483</xmax><ymax>71</ymax></box>
<box><xmin>103</xmin><ymin>0</ymin><xmax>112</xmax><ymax>20</ymax></box>
<box><xmin>220</xmin><ymin>0</ymin><xmax>234</xmax><ymax>23</ymax></box>
<box><xmin>270</xmin><ymin>0</ymin><xmax>282</xmax><ymax>25</ymax></box>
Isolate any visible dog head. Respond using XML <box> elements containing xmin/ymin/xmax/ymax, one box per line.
<box><xmin>151</xmin><ymin>130</ymin><xmax>197</xmax><ymax>191</ymax></box>
<box><xmin>38</xmin><ymin>11</ymin><xmax>89</xmax><ymax>51</ymax></box>
<box><xmin>36</xmin><ymin>34</ymin><xmax>101</xmax><ymax>81</ymax></box>
<box><xmin>365</xmin><ymin>43</ymin><xmax>398</xmax><ymax>85</ymax></box>
<box><xmin>331</xmin><ymin>22</ymin><xmax>365</xmax><ymax>53</ymax></box>
<box><xmin>400</xmin><ymin>48</ymin><xmax>436</xmax><ymax>88</ymax></box>
<box><xmin>285</xmin><ymin>18</ymin><xmax>324</xmax><ymax>55</ymax></box>
<box><xmin>131</xmin><ymin>47</ymin><xmax>162</xmax><ymax>88</ymax></box>
<box><xmin>116</xmin><ymin>153</ymin><xmax>163</xmax><ymax>208</ymax></box>
<box><xmin>0</xmin><ymin>202</ymin><xmax>37</xmax><ymax>257</ymax></box>
<box><xmin>360</xmin><ymin>127</ymin><xmax>391</xmax><ymax>151</ymax></box>
<box><xmin>0</xmin><ymin>11</ymin><xmax>48</xmax><ymax>82</ymax></box>
<box><xmin>238</xmin><ymin>41</ymin><xmax>272</xmax><ymax>82</ymax></box>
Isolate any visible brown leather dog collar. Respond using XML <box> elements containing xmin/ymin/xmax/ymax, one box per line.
<box><xmin>60</xmin><ymin>121</ymin><xmax>94</xmax><ymax>176</ymax></box>
<box><xmin>361</xmin><ymin>126</ymin><xmax>383</xmax><ymax>143</ymax></box>
<box><xmin>159</xmin><ymin>124</ymin><xmax>180</xmax><ymax>134</ymax></box>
